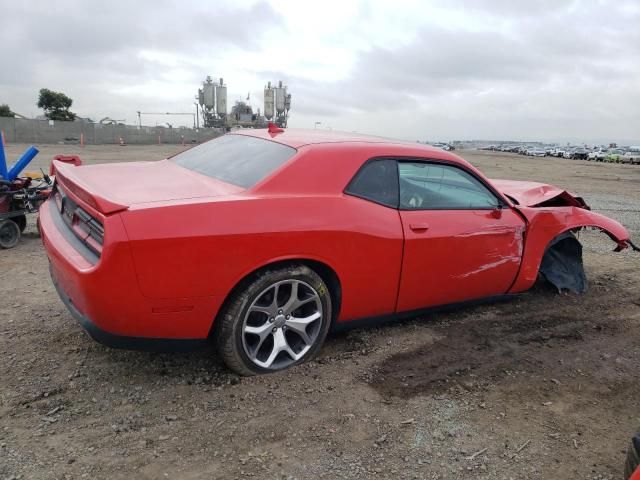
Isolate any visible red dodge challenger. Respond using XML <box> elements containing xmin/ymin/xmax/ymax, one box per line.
<box><xmin>39</xmin><ymin>128</ymin><xmax>634</xmax><ymax>375</ymax></box>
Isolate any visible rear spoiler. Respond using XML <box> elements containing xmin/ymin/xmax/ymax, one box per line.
<box><xmin>53</xmin><ymin>160</ymin><xmax>128</xmax><ymax>215</ymax></box>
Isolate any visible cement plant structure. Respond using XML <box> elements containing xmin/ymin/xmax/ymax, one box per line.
<box><xmin>197</xmin><ymin>77</ymin><xmax>291</xmax><ymax>130</ymax></box>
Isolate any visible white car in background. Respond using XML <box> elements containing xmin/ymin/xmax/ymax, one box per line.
<box><xmin>588</xmin><ymin>150</ymin><xmax>607</xmax><ymax>161</ymax></box>
<box><xmin>622</xmin><ymin>151</ymin><xmax>640</xmax><ymax>165</ymax></box>
<box><xmin>431</xmin><ymin>143</ymin><xmax>452</xmax><ymax>151</ymax></box>
<box><xmin>531</xmin><ymin>148</ymin><xmax>546</xmax><ymax>157</ymax></box>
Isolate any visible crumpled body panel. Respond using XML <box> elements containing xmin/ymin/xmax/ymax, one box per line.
<box><xmin>491</xmin><ymin>179</ymin><xmax>588</xmax><ymax>208</ymax></box>
<box><xmin>509</xmin><ymin>206</ymin><xmax>630</xmax><ymax>293</ymax></box>
<box><xmin>538</xmin><ymin>231</ymin><xmax>587</xmax><ymax>293</ymax></box>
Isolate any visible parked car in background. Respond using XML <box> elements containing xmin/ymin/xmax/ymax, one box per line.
<box><xmin>605</xmin><ymin>149</ymin><xmax>625</xmax><ymax>162</ymax></box>
<box><xmin>588</xmin><ymin>150</ymin><xmax>605</xmax><ymax>161</ymax></box>
<box><xmin>431</xmin><ymin>142</ymin><xmax>452</xmax><ymax>151</ymax></box>
<box><xmin>572</xmin><ymin>148</ymin><xmax>589</xmax><ymax>160</ymax></box>
<box><xmin>39</xmin><ymin>128</ymin><xmax>633</xmax><ymax>375</ymax></box>
<box><xmin>531</xmin><ymin>148</ymin><xmax>546</xmax><ymax>157</ymax></box>
<box><xmin>622</xmin><ymin>151</ymin><xmax>640</xmax><ymax>165</ymax></box>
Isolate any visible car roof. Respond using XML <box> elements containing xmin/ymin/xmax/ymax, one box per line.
<box><xmin>230</xmin><ymin>127</ymin><xmax>443</xmax><ymax>153</ymax></box>
<box><xmin>226</xmin><ymin>128</ymin><xmax>492</xmax><ymax>197</ymax></box>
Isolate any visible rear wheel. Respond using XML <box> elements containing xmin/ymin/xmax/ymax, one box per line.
<box><xmin>0</xmin><ymin>219</ymin><xmax>21</xmax><ymax>249</ymax></box>
<box><xmin>215</xmin><ymin>264</ymin><xmax>332</xmax><ymax>375</ymax></box>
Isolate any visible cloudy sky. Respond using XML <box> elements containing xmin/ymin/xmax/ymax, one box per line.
<box><xmin>1</xmin><ymin>0</ymin><xmax>639</xmax><ymax>143</ymax></box>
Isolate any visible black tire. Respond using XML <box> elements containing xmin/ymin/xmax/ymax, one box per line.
<box><xmin>215</xmin><ymin>264</ymin><xmax>333</xmax><ymax>376</ymax></box>
<box><xmin>13</xmin><ymin>214</ymin><xmax>27</xmax><ymax>233</ymax></box>
<box><xmin>0</xmin><ymin>219</ymin><xmax>21</xmax><ymax>249</ymax></box>
<box><xmin>625</xmin><ymin>435</ymin><xmax>640</xmax><ymax>479</ymax></box>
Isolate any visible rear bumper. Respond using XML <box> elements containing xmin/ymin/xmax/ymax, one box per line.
<box><xmin>40</xmin><ymin>196</ymin><xmax>224</xmax><ymax>341</ymax></box>
<box><xmin>51</xmin><ymin>268</ymin><xmax>207</xmax><ymax>352</ymax></box>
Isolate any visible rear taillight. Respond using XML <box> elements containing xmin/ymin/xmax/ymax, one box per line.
<box><xmin>56</xmin><ymin>183</ymin><xmax>104</xmax><ymax>256</ymax></box>
<box><xmin>72</xmin><ymin>207</ymin><xmax>104</xmax><ymax>255</ymax></box>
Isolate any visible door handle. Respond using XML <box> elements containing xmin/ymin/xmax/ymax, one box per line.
<box><xmin>409</xmin><ymin>223</ymin><xmax>430</xmax><ymax>232</ymax></box>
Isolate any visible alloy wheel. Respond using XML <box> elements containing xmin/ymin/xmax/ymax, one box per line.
<box><xmin>241</xmin><ymin>279</ymin><xmax>323</xmax><ymax>370</ymax></box>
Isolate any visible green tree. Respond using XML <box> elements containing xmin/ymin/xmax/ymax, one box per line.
<box><xmin>0</xmin><ymin>104</ymin><xmax>13</xmax><ymax>117</ymax></box>
<box><xmin>37</xmin><ymin>88</ymin><xmax>76</xmax><ymax>121</ymax></box>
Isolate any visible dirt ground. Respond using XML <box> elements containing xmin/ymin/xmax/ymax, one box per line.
<box><xmin>1</xmin><ymin>144</ymin><xmax>640</xmax><ymax>480</ymax></box>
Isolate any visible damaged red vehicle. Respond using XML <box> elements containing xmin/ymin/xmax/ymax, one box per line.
<box><xmin>39</xmin><ymin>128</ymin><xmax>635</xmax><ymax>375</ymax></box>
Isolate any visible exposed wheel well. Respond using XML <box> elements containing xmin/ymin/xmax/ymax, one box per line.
<box><xmin>209</xmin><ymin>259</ymin><xmax>342</xmax><ymax>339</ymax></box>
<box><xmin>538</xmin><ymin>230</ymin><xmax>586</xmax><ymax>293</ymax></box>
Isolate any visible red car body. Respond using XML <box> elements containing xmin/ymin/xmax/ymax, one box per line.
<box><xmin>39</xmin><ymin>129</ymin><xmax>631</xmax><ymax>354</ymax></box>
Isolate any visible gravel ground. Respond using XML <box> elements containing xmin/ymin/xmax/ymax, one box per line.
<box><xmin>1</xmin><ymin>145</ymin><xmax>639</xmax><ymax>479</ymax></box>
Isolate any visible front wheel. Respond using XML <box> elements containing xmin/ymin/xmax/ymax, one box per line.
<box><xmin>624</xmin><ymin>434</ymin><xmax>640</xmax><ymax>479</ymax></box>
<box><xmin>215</xmin><ymin>264</ymin><xmax>332</xmax><ymax>375</ymax></box>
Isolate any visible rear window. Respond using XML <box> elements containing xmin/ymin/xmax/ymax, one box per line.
<box><xmin>171</xmin><ymin>134</ymin><xmax>296</xmax><ymax>188</ymax></box>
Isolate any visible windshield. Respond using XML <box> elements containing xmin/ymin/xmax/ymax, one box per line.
<box><xmin>171</xmin><ymin>134</ymin><xmax>296</xmax><ymax>188</ymax></box>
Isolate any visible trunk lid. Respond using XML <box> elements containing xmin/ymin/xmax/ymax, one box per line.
<box><xmin>53</xmin><ymin>159</ymin><xmax>244</xmax><ymax>214</ymax></box>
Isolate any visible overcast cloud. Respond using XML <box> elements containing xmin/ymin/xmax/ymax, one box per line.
<box><xmin>1</xmin><ymin>0</ymin><xmax>638</xmax><ymax>143</ymax></box>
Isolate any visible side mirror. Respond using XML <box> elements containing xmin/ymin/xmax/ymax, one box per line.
<box><xmin>490</xmin><ymin>204</ymin><xmax>503</xmax><ymax>219</ymax></box>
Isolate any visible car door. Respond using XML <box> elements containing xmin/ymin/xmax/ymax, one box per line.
<box><xmin>396</xmin><ymin>160</ymin><xmax>526</xmax><ymax>312</ymax></box>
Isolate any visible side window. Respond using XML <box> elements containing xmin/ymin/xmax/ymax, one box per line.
<box><xmin>398</xmin><ymin>162</ymin><xmax>500</xmax><ymax>210</ymax></box>
<box><xmin>345</xmin><ymin>159</ymin><xmax>399</xmax><ymax>208</ymax></box>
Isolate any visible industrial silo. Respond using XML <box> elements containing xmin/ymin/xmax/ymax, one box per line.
<box><xmin>264</xmin><ymin>81</ymin><xmax>275</xmax><ymax>120</ymax></box>
<box><xmin>203</xmin><ymin>78</ymin><xmax>215</xmax><ymax>110</ymax></box>
<box><xmin>275</xmin><ymin>80</ymin><xmax>286</xmax><ymax>116</ymax></box>
<box><xmin>216</xmin><ymin>78</ymin><xmax>227</xmax><ymax>116</ymax></box>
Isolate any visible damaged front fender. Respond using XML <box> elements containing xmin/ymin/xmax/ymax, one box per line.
<box><xmin>509</xmin><ymin>206</ymin><xmax>630</xmax><ymax>293</ymax></box>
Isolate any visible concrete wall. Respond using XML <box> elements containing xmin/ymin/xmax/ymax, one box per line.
<box><xmin>0</xmin><ymin>117</ymin><xmax>221</xmax><ymax>145</ymax></box>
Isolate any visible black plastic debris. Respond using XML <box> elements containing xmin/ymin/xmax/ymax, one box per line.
<box><xmin>539</xmin><ymin>231</ymin><xmax>587</xmax><ymax>294</ymax></box>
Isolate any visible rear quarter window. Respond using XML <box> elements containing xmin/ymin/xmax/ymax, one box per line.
<box><xmin>345</xmin><ymin>158</ymin><xmax>399</xmax><ymax>208</ymax></box>
<box><xmin>171</xmin><ymin>134</ymin><xmax>296</xmax><ymax>188</ymax></box>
